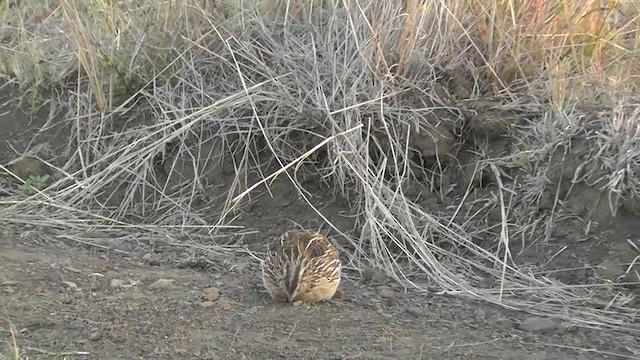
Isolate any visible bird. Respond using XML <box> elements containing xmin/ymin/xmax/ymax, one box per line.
<box><xmin>261</xmin><ymin>229</ymin><xmax>342</xmax><ymax>303</ymax></box>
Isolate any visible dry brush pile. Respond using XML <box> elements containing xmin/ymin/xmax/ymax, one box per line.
<box><xmin>1</xmin><ymin>0</ymin><xmax>639</xmax><ymax>338</ymax></box>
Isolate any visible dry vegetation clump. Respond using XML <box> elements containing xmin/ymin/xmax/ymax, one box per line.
<box><xmin>0</xmin><ymin>0</ymin><xmax>639</xmax><ymax>338</ymax></box>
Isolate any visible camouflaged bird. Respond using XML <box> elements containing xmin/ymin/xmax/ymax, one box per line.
<box><xmin>261</xmin><ymin>230</ymin><xmax>342</xmax><ymax>303</ymax></box>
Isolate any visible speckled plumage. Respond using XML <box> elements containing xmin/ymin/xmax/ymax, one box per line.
<box><xmin>261</xmin><ymin>230</ymin><xmax>342</xmax><ymax>303</ymax></box>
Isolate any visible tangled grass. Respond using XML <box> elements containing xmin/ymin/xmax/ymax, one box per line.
<box><xmin>1</xmin><ymin>0</ymin><xmax>639</xmax><ymax>338</ymax></box>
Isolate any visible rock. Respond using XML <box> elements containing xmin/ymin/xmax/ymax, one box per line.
<box><xmin>142</xmin><ymin>253</ymin><xmax>160</xmax><ymax>266</ymax></box>
<box><xmin>89</xmin><ymin>330</ymin><xmax>102</xmax><ymax>341</ymax></box>
<box><xmin>219</xmin><ymin>299</ymin><xmax>236</xmax><ymax>311</ymax></box>
<box><xmin>199</xmin><ymin>301</ymin><xmax>216</xmax><ymax>308</ymax></box>
<box><xmin>202</xmin><ymin>287</ymin><xmax>220</xmax><ymax>302</ymax></box>
<box><xmin>378</xmin><ymin>286</ymin><xmax>396</xmax><ymax>300</ymax></box>
<box><xmin>359</xmin><ymin>297</ymin><xmax>373</xmax><ymax>307</ymax></box>
<box><xmin>148</xmin><ymin>279</ymin><xmax>174</xmax><ymax>290</ymax></box>
<box><xmin>62</xmin><ymin>281</ymin><xmax>79</xmax><ymax>292</ymax></box>
<box><xmin>64</xmin><ymin>265</ymin><xmax>82</xmax><ymax>273</ymax></box>
<box><xmin>110</xmin><ymin>279</ymin><xmax>125</xmax><ymax>289</ymax></box>
<box><xmin>518</xmin><ymin>317</ymin><xmax>559</xmax><ymax>333</ymax></box>
<box><xmin>384</xmin><ymin>297</ymin><xmax>399</xmax><ymax>307</ymax></box>
<box><xmin>405</xmin><ymin>307</ymin><xmax>424</xmax><ymax>317</ymax></box>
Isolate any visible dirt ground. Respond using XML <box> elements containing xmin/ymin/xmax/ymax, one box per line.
<box><xmin>0</xmin><ymin>88</ymin><xmax>639</xmax><ymax>359</ymax></box>
<box><xmin>0</xmin><ymin>235</ymin><xmax>637</xmax><ymax>360</ymax></box>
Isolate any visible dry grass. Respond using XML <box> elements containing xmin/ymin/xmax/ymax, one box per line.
<box><xmin>1</xmin><ymin>308</ymin><xmax>22</xmax><ymax>360</ymax></box>
<box><xmin>0</xmin><ymin>0</ymin><xmax>639</xmax><ymax>340</ymax></box>
<box><xmin>1</xmin><ymin>318</ymin><xmax>90</xmax><ymax>359</ymax></box>
<box><xmin>8</xmin><ymin>325</ymin><xmax>20</xmax><ymax>360</ymax></box>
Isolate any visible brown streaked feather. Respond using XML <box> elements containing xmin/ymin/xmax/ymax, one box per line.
<box><xmin>262</xmin><ymin>229</ymin><xmax>342</xmax><ymax>303</ymax></box>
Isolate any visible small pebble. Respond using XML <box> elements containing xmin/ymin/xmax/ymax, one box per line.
<box><xmin>405</xmin><ymin>307</ymin><xmax>423</xmax><ymax>317</ymax></box>
<box><xmin>89</xmin><ymin>330</ymin><xmax>101</xmax><ymax>341</ymax></box>
<box><xmin>378</xmin><ymin>286</ymin><xmax>395</xmax><ymax>299</ymax></box>
<box><xmin>64</xmin><ymin>266</ymin><xmax>82</xmax><ymax>273</ymax></box>
<box><xmin>384</xmin><ymin>297</ymin><xmax>399</xmax><ymax>307</ymax></box>
<box><xmin>148</xmin><ymin>279</ymin><xmax>174</xmax><ymax>290</ymax></box>
<box><xmin>219</xmin><ymin>299</ymin><xmax>236</xmax><ymax>311</ymax></box>
<box><xmin>110</xmin><ymin>279</ymin><xmax>125</xmax><ymax>289</ymax></box>
<box><xmin>202</xmin><ymin>287</ymin><xmax>220</xmax><ymax>302</ymax></box>
<box><xmin>518</xmin><ymin>316</ymin><xmax>559</xmax><ymax>334</ymax></box>
<box><xmin>62</xmin><ymin>281</ymin><xmax>79</xmax><ymax>292</ymax></box>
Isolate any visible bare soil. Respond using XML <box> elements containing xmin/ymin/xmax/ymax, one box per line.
<box><xmin>1</xmin><ymin>236</ymin><xmax>637</xmax><ymax>360</ymax></box>
<box><xmin>0</xmin><ymin>89</ymin><xmax>638</xmax><ymax>359</ymax></box>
